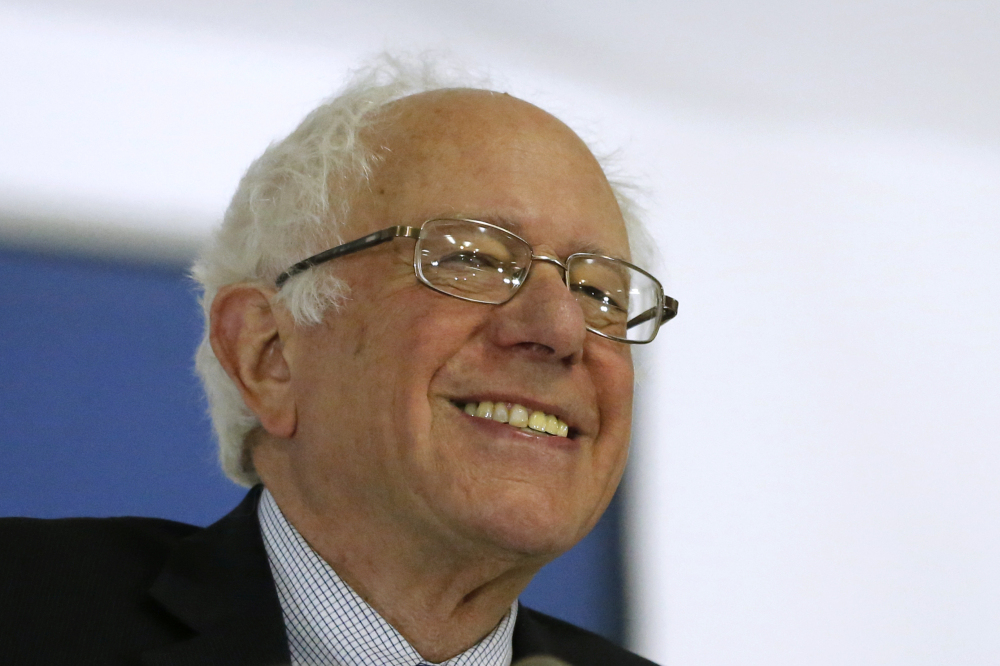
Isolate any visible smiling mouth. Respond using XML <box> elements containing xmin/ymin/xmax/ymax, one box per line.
<box><xmin>454</xmin><ymin>400</ymin><xmax>573</xmax><ymax>438</ymax></box>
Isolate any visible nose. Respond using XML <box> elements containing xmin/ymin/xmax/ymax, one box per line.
<box><xmin>486</xmin><ymin>255</ymin><xmax>587</xmax><ymax>365</ymax></box>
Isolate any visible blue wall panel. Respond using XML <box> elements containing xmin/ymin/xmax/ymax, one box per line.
<box><xmin>0</xmin><ymin>245</ymin><xmax>623</xmax><ymax>643</ymax></box>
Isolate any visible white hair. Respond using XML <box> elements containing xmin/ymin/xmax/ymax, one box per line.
<box><xmin>192</xmin><ymin>55</ymin><xmax>650</xmax><ymax>487</ymax></box>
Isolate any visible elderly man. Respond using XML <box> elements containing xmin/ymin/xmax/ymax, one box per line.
<box><xmin>1</xmin><ymin>62</ymin><xmax>675</xmax><ymax>665</ymax></box>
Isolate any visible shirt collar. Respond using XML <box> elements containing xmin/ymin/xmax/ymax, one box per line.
<box><xmin>258</xmin><ymin>488</ymin><xmax>517</xmax><ymax>666</ymax></box>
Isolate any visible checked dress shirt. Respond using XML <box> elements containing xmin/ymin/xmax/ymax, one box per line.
<box><xmin>258</xmin><ymin>489</ymin><xmax>517</xmax><ymax>666</ymax></box>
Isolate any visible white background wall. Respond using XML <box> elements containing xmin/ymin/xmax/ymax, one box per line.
<box><xmin>3</xmin><ymin>2</ymin><xmax>998</xmax><ymax>664</ymax></box>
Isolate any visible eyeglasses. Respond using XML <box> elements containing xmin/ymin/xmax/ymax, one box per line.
<box><xmin>275</xmin><ymin>218</ymin><xmax>678</xmax><ymax>343</ymax></box>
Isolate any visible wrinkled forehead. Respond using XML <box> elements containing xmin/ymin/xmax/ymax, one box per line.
<box><xmin>351</xmin><ymin>89</ymin><xmax>630</xmax><ymax>259</ymax></box>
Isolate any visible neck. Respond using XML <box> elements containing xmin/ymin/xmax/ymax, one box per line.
<box><xmin>256</xmin><ymin>454</ymin><xmax>547</xmax><ymax>662</ymax></box>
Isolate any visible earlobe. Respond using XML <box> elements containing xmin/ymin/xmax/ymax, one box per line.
<box><xmin>209</xmin><ymin>285</ymin><xmax>297</xmax><ymax>439</ymax></box>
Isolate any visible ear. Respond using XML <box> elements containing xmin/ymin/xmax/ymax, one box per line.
<box><xmin>209</xmin><ymin>284</ymin><xmax>296</xmax><ymax>439</ymax></box>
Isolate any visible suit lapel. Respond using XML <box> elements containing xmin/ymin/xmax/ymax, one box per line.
<box><xmin>512</xmin><ymin>606</ymin><xmax>553</xmax><ymax>659</ymax></box>
<box><xmin>142</xmin><ymin>486</ymin><xmax>290</xmax><ymax>666</ymax></box>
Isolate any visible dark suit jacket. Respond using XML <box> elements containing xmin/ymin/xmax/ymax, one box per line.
<box><xmin>0</xmin><ymin>487</ymin><xmax>656</xmax><ymax>665</ymax></box>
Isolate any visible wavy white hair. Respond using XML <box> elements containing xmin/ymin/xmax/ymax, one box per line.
<box><xmin>192</xmin><ymin>55</ymin><xmax>650</xmax><ymax>487</ymax></box>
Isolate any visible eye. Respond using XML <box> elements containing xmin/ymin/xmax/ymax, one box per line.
<box><xmin>571</xmin><ymin>283</ymin><xmax>626</xmax><ymax>312</ymax></box>
<box><xmin>435</xmin><ymin>251</ymin><xmax>503</xmax><ymax>270</ymax></box>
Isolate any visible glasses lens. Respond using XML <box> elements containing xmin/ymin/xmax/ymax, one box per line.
<box><xmin>567</xmin><ymin>255</ymin><xmax>662</xmax><ymax>342</ymax></box>
<box><xmin>416</xmin><ymin>219</ymin><xmax>531</xmax><ymax>303</ymax></box>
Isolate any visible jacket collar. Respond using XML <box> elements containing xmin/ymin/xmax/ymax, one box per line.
<box><xmin>512</xmin><ymin>606</ymin><xmax>554</xmax><ymax>660</ymax></box>
<box><xmin>142</xmin><ymin>485</ymin><xmax>289</xmax><ymax>666</ymax></box>
<box><xmin>140</xmin><ymin>485</ymin><xmax>557</xmax><ymax>665</ymax></box>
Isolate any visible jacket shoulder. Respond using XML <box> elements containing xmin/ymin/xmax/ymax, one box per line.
<box><xmin>515</xmin><ymin>606</ymin><xmax>660</xmax><ymax>666</ymax></box>
<box><xmin>0</xmin><ymin>516</ymin><xmax>202</xmax><ymax>660</ymax></box>
<box><xmin>0</xmin><ymin>514</ymin><xmax>199</xmax><ymax>571</ymax></box>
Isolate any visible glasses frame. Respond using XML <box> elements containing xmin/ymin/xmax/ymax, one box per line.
<box><xmin>274</xmin><ymin>217</ymin><xmax>678</xmax><ymax>343</ymax></box>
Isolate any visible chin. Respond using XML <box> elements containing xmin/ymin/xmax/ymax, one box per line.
<box><xmin>456</xmin><ymin>487</ymin><xmax>597</xmax><ymax>558</ymax></box>
<box><xmin>488</xmin><ymin>524</ymin><xmax>584</xmax><ymax>559</ymax></box>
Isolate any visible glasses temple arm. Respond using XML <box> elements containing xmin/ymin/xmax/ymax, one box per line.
<box><xmin>275</xmin><ymin>226</ymin><xmax>419</xmax><ymax>287</ymax></box>
<box><xmin>626</xmin><ymin>296</ymin><xmax>679</xmax><ymax>329</ymax></box>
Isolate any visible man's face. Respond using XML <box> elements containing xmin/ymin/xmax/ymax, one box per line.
<box><xmin>282</xmin><ymin>90</ymin><xmax>634</xmax><ymax>559</ymax></box>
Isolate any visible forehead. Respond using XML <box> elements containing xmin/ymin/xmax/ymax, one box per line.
<box><xmin>352</xmin><ymin>90</ymin><xmax>629</xmax><ymax>258</ymax></box>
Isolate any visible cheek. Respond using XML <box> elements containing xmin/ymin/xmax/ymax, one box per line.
<box><xmin>588</xmin><ymin>346</ymin><xmax>635</xmax><ymax>486</ymax></box>
<box><xmin>377</xmin><ymin>297</ymin><xmax>484</xmax><ymax>430</ymax></box>
<box><xmin>593</xmin><ymin>345</ymin><xmax>635</xmax><ymax>429</ymax></box>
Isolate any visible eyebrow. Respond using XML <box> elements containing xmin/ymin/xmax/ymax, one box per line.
<box><xmin>457</xmin><ymin>213</ymin><xmax>618</xmax><ymax>259</ymax></box>
<box><xmin>468</xmin><ymin>213</ymin><xmax>524</xmax><ymax>236</ymax></box>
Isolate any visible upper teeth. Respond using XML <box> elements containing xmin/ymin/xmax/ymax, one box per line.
<box><xmin>462</xmin><ymin>401</ymin><xmax>570</xmax><ymax>438</ymax></box>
